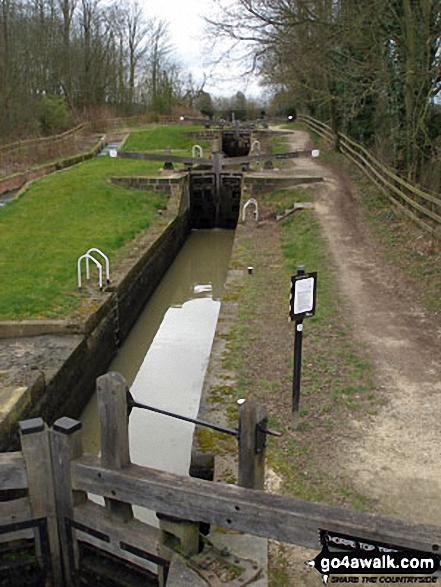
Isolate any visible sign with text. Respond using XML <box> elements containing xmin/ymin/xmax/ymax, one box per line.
<box><xmin>290</xmin><ymin>272</ymin><xmax>317</xmax><ymax>321</ymax></box>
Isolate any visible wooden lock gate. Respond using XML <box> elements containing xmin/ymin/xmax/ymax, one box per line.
<box><xmin>1</xmin><ymin>372</ymin><xmax>441</xmax><ymax>586</ymax></box>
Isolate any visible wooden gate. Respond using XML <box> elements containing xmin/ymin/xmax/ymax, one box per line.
<box><xmin>1</xmin><ymin>372</ymin><xmax>441</xmax><ymax>586</ymax></box>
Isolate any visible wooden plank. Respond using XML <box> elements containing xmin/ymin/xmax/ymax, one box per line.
<box><xmin>119</xmin><ymin>151</ymin><xmax>213</xmax><ymax>166</ymax></box>
<box><xmin>73</xmin><ymin>501</ymin><xmax>167</xmax><ymax>557</ymax></box>
<box><xmin>0</xmin><ymin>497</ymin><xmax>34</xmax><ymax>543</ymax></box>
<box><xmin>0</xmin><ymin>452</ymin><xmax>28</xmax><ymax>490</ymax></box>
<box><xmin>71</xmin><ymin>455</ymin><xmax>441</xmax><ymax>555</ymax></box>
<box><xmin>341</xmin><ymin>133</ymin><xmax>441</xmax><ymax>208</ymax></box>
<box><xmin>341</xmin><ymin>141</ymin><xmax>441</xmax><ymax>224</ymax></box>
<box><xmin>19</xmin><ymin>419</ymin><xmax>63</xmax><ymax>585</ymax></box>
<box><xmin>0</xmin><ymin>496</ymin><xmax>32</xmax><ymax>524</ymax></box>
<box><xmin>0</xmin><ymin>529</ymin><xmax>35</xmax><ymax>543</ymax></box>
<box><xmin>223</xmin><ymin>150</ymin><xmax>314</xmax><ymax>166</ymax></box>
<box><xmin>73</xmin><ymin>500</ymin><xmax>173</xmax><ymax>571</ymax></box>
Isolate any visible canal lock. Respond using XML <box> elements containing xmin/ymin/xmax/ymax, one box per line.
<box><xmin>81</xmin><ymin>127</ymin><xmax>256</xmax><ymax>474</ymax></box>
<box><xmin>77</xmin><ymin>129</ymin><xmax>260</xmax><ymax>584</ymax></box>
<box><xmin>189</xmin><ymin>129</ymin><xmax>251</xmax><ymax>229</ymax></box>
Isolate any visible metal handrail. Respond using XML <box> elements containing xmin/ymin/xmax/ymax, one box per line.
<box><xmin>242</xmin><ymin>198</ymin><xmax>259</xmax><ymax>223</ymax></box>
<box><xmin>77</xmin><ymin>253</ymin><xmax>103</xmax><ymax>291</ymax></box>
<box><xmin>86</xmin><ymin>248</ymin><xmax>110</xmax><ymax>284</ymax></box>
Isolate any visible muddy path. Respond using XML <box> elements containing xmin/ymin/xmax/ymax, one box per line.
<box><xmin>286</xmin><ymin>129</ymin><xmax>441</xmax><ymax>525</ymax></box>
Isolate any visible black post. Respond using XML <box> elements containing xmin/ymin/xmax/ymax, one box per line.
<box><xmin>292</xmin><ymin>265</ymin><xmax>305</xmax><ymax>428</ymax></box>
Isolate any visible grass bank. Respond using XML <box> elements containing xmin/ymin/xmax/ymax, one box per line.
<box><xmin>0</xmin><ymin>123</ymin><xmax>214</xmax><ymax>320</ymax></box>
<box><xmin>121</xmin><ymin>125</ymin><xmax>209</xmax><ymax>154</ymax></box>
<box><xmin>0</xmin><ymin>156</ymin><xmax>168</xmax><ymax>319</ymax></box>
<box><xmin>204</xmin><ymin>186</ymin><xmax>380</xmax><ymax>510</ymax></box>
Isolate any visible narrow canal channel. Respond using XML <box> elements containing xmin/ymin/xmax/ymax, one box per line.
<box><xmin>80</xmin><ymin>229</ymin><xmax>234</xmax><ymax>500</ymax></box>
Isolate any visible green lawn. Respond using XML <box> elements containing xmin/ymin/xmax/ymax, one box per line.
<box><xmin>121</xmin><ymin>125</ymin><xmax>209</xmax><ymax>154</ymax></box>
<box><xmin>0</xmin><ymin>156</ymin><xmax>167</xmax><ymax>319</ymax></box>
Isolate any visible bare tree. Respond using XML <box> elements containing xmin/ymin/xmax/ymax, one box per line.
<box><xmin>207</xmin><ymin>0</ymin><xmax>441</xmax><ymax>185</ymax></box>
<box><xmin>58</xmin><ymin>0</ymin><xmax>77</xmax><ymax>107</ymax></box>
<box><xmin>125</xmin><ymin>0</ymin><xmax>148</xmax><ymax>109</ymax></box>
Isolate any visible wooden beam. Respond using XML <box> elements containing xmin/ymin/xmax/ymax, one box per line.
<box><xmin>118</xmin><ymin>151</ymin><xmax>213</xmax><ymax>166</ymax></box>
<box><xmin>238</xmin><ymin>400</ymin><xmax>266</xmax><ymax>490</ymax></box>
<box><xmin>72</xmin><ymin>500</ymin><xmax>173</xmax><ymax>572</ymax></box>
<box><xmin>0</xmin><ymin>452</ymin><xmax>27</xmax><ymax>490</ymax></box>
<box><xmin>50</xmin><ymin>417</ymin><xmax>86</xmax><ymax>587</ymax></box>
<box><xmin>0</xmin><ymin>496</ymin><xmax>31</xmax><ymax>524</ymax></box>
<box><xmin>118</xmin><ymin>149</ymin><xmax>316</xmax><ymax>169</ymax></box>
<box><xmin>71</xmin><ymin>455</ymin><xmax>441</xmax><ymax>555</ymax></box>
<box><xmin>97</xmin><ymin>372</ymin><xmax>133</xmax><ymax>523</ymax></box>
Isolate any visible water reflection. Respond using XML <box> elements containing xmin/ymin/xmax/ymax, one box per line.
<box><xmin>81</xmin><ymin>229</ymin><xmax>235</xmax><ymax>467</ymax></box>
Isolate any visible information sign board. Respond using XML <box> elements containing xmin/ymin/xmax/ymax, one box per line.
<box><xmin>290</xmin><ymin>272</ymin><xmax>317</xmax><ymax>321</ymax></box>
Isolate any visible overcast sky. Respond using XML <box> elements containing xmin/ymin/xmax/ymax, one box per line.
<box><xmin>145</xmin><ymin>0</ymin><xmax>264</xmax><ymax>99</ymax></box>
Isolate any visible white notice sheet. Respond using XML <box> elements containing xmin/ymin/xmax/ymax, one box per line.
<box><xmin>293</xmin><ymin>277</ymin><xmax>315</xmax><ymax>315</ymax></box>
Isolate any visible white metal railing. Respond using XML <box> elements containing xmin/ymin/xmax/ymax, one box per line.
<box><xmin>192</xmin><ymin>145</ymin><xmax>203</xmax><ymax>158</ymax></box>
<box><xmin>250</xmin><ymin>140</ymin><xmax>261</xmax><ymax>155</ymax></box>
<box><xmin>242</xmin><ymin>198</ymin><xmax>259</xmax><ymax>223</ymax></box>
<box><xmin>77</xmin><ymin>248</ymin><xmax>110</xmax><ymax>292</ymax></box>
<box><xmin>86</xmin><ymin>248</ymin><xmax>110</xmax><ymax>284</ymax></box>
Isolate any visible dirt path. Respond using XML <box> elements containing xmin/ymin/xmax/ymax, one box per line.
<box><xmin>286</xmin><ymin>129</ymin><xmax>441</xmax><ymax>525</ymax></box>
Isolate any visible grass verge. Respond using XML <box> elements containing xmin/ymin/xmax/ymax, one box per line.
<box><xmin>212</xmin><ymin>188</ymin><xmax>379</xmax><ymax>509</ymax></box>
<box><xmin>121</xmin><ymin>125</ymin><xmax>209</xmax><ymax>154</ymax></box>
<box><xmin>0</xmin><ymin>156</ymin><xmax>168</xmax><ymax>319</ymax></box>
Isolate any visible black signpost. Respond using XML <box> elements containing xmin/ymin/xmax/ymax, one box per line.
<box><xmin>289</xmin><ymin>266</ymin><xmax>317</xmax><ymax>428</ymax></box>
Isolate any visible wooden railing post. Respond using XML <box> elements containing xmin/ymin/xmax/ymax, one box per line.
<box><xmin>19</xmin><ymin>418</ymin><xmax>63</xmax><ymax>586</ymax></box>
<box><xmin>50</xmin><ymin>416</ymin><xmax>86</xmax><ymax>587</ymax></box>
<box><xmin>238</xmin><ymin>400</ymin><xmax>267</xmax><ymax>490</ymax></box>
<box><xmin>96</xmin><ymin>372</ymin><xmax>133</xmax><ymax>523</ymax></box>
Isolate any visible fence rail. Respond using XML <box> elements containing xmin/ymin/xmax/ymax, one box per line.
<box><xmin>0</xmin><ymin>124</ymin><xmax>86</xmax><ymax>154</ymax></box>
<box><xmin>2</xmin><ymin>372</ymin><xmax>441</xmax><ymax>586</ymax></box>
<box><xmin>298</xmin><ymin>114</ymin><xmax>441</xmax><ymax>236</ymax></box>
<box><xmin>0</xmin><ymin>124</ymin><xmax>95</xmax><ymax>176</ymax></box>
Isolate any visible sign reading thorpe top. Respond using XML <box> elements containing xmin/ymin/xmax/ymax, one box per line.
<box><xmin>290</xmin><ymin>272</ymin><xmax>317</xmax><ymax>321</ymax></box>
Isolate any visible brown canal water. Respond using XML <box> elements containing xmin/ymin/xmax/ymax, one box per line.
<box><xmin>80</xmin><ymin>229</ymin><xmax>234</xmax><ymax>520</ymax></box>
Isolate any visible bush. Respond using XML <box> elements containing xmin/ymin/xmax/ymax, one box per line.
<box><xmin>38</xmin><ymin>94</ymin><xmax>73</xmax><ymax>136</ymax></box>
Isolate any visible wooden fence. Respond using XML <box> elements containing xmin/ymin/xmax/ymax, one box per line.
<box><xmin>0</xmin><ymin>125</ymin><xmax>88</xmax><ymax>170</ymax></box>
<box><xmin>2</xmin><ymin>372</ymin><xmax>441</xmax><ymax>586</ymax></box>
<box><xmin>0</xmin><ymin>116</ymin><xmax>184</xmax><ymax>178</ymax></box>
<box><xmin>298</xmin><ymin>114</ymin><xmax>441</xmax><ymax>236</ymax></box>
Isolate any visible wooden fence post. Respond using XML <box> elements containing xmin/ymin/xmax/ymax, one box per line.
<box><xmin>50</xmin><ymin>416</ymin><xmax>86</xmax><ymax>587</ymax></box>
<box><xmin>19</xmin><ymin>418</ymin><xmax>63</xmax><ymax>586</ymax></box>
<box><xmin>238</xmin><ymin>400</ymin><xmax>267</xmax><ymax>490</ymax></box>
<box><xmin>96</xmin><ymin>372</ymin><xmax>133</xmax><ymax>523</ymax></box>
